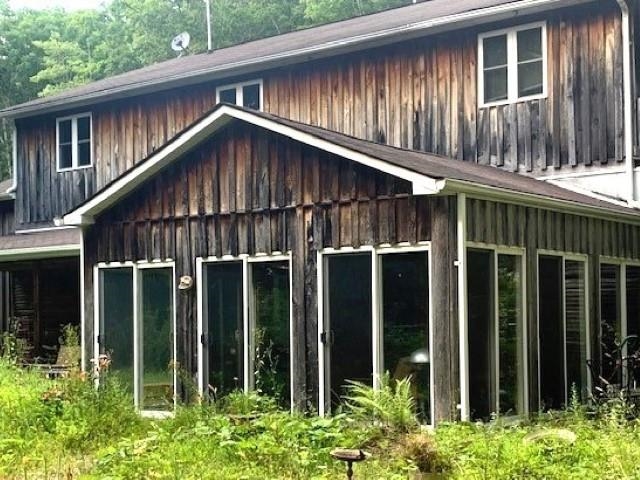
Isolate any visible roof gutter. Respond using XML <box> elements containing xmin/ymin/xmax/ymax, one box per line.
<box><xmin>438</xmin><ymin>178</ymin><xmax>640</xmax><ymax>226</ymax></box>
<box><xmin>0</xmin><ymin>0</ymin><xmax>593</xmax><ymax>119</ymax></box>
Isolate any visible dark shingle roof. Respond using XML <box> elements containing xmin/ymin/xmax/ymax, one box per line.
<box><xmin>1</xmin><ymin>0</ymin><xmax>590</xmax><ymax>119</ymax></box>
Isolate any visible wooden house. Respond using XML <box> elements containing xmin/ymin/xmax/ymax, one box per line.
<box><xmin>1</xmin><ymin>0</ymin><xmax>640</xmax><ymax>422</ymax></box>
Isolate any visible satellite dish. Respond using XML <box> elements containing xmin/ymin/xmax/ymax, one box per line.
<box><xmin>171</xmin><ymin>32</ymin><xmax>191</xmax><ymax>55</ymax></box>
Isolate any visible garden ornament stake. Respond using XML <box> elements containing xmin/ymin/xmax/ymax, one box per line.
<box><xmin>330</xmin><ymin>448</ymin><xmax>369</xmax><ymax>480</ymax></box>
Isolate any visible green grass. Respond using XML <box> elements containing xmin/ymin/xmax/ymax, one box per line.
<box><xmin>2</xmin><ymin>359</ymin><xmax>640</xmax><ymax>479</ymax></box>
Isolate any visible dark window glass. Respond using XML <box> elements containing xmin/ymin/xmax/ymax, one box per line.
<box><xmin>601</xmin><ymin>264</ymin><xmax>622</xmax><ymax>384</ymax></box>
<box><xmin>326</xmin><ymin>253</ymin><xmax>372</xmax><ymax>410</ymax></box>
<box><xmin>205</xmin><ymin>262</ymin><xmax>244</xmax><ymax>398</ymax></box>
<box><xmin>381</xmin><ymin>251</ymin><xmax>430</xmax><ymax>422</ymax></box>
<box><xmin>219</xmin><ymin>88</ymin><xmax>237</xmax><ymax>104</ymax></box>
<box><xmin>518</xmin><ymin>61</ymin><xmax>543</xmax><ymax>97</ymax></box>
<box><xmin>243</xmin><ymin>83</ymin><xmax>261</xmax><ymax>110</ymax></box>
<box><xmin>58</xmin><ymin>119</ymin><xmax>72</xmax><ymax>144</ymax></box>
<box><xmin>77</xmin><ymin>142</ymin><xmax>91</xmax><ymax>167</ymax></box>
<box><xmin>538</xmin><ymin>256</ymin><xmax>565</xmax><ymax>409</ymax></box>
<box><xmin>483</xmin><ymin>34</ymin><xmax>507</xmax><ymax>68</ymax></box>
<box><xmin>565</xmin><ymin>260</ymin><xmax>588</xmax><ymax>401</ymax></box>
<box><xmin>626</xmin><ymin>266</ymin><xmax>640</xmax><ymax>387</ymax></box>
<box><xmin>252</xmin><ymin>261</ymin><xmax>290</xmax><ymax>408</ymax></box>
<box><xmin>100</xmin><ymin>268</ymin><xmax>134</xmax><ymax>397</ymax></box>
<box><xmin>140</xmin><ymin>267</ymin><xmax>174</xmax><ymax>411</ymax></box>
<box><xmin>468</xmin><ymin>249</ymin><xmax>494</xmax><ymax>420</ymax></box>
<box><xmin>77</xmin><ymin>115</ymin><xmax>90</xmax><ymax>141</ymax></box>
<box><xmin>59</xmin><ymin>144</ymin><xmax>72</xmax><ymax>169</ymax></box>
<box><xmin>517</xmin><ymin>28</ymin><xmax>542</xmax><ymax>62</ymax></box>
<box><xmin>484</xmin><ymin>67</ymin><xmax>508</xmax><ymax>103</ymax></box>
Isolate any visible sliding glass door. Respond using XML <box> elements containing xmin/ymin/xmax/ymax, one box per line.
<box><xmin>97</xmin><ymin>264</ymin><xmax>175</xmax><ymax>413</ymax></box>
<box><xmin>468</xmin><ymin>249</ymin><xmax>526</xmax><ymax>420</ymax></box>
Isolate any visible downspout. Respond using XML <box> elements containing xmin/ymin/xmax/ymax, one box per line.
<box><xmin>7</xmin><ymin>124</ymin><xmax>17</xmax><ymax>194</ymax></box>
<box><xmin>616</xmin><ymin>0</ymin><xmax>636</xmax><ymax>204</ymax></box>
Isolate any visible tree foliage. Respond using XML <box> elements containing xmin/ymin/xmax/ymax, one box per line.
<box><xmin>0</xmin><ymin>0</ymin><xmax>411</xmax><ymax>179</ymax></box>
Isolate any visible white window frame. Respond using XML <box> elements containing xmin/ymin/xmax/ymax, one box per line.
<box><xmin>56</xmin><ymin>113</ymin><xmax>93</xmax><ymax>172</ymax></box>
<box><xmin>463</xmin><ymin>242</ymin><xmax>529</xmax><ymax>419</ymax></box>
<box><xmin>599</xmin><ymin>256</ymin><xmax>640</xmax><ymax>388</ymax></box>
<box><xmin>316</xmin><ymin>243</ymin><xmax>434</xmax><ymax>425</ymax></box>
<box><xmin>215</xmin><ymin>79</ymin><xmax>264</xmax><ymax>111</ymax></box>
<box><xmin>196</xmin><ymin>252</ymin><xmax>294</xmax><ymax>409</ymax></box>
<box><xmin>478</xmin><ymin>21</ymin><xmax>547</xmax><ymax>108</ymax></box>
<box><xmin>536</xmin><ymin>250</ymin><xmax>591</xmax><ymax>407</ymax></box>
<box><xmin>94</xmin><ymin>260</ymin><xmax>177</xmax><ymax>418</ymax></box>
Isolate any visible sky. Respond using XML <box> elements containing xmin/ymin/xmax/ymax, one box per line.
<box><xmin>9</xmin><ymin>0</ymin><xmax>105</xmax><ymax>10</ymax></box>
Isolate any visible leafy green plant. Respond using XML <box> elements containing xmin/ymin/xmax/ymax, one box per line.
<box><xmin>344</xmin><ymin>372</ymin><xmax>417</xmax><ymax>432</ymax></box>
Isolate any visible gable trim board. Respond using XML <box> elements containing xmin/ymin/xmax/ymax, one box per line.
<box><xmin>0</xmin><ymin>0</ymin><xmax>595</xmax><ymax>119</ymax></box>
<box><xmin>62</xmin><ymin>104</ymin><xmax>640</xmax><ymax>228</ymax></box>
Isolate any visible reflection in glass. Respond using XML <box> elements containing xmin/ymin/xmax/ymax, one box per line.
<box><xmin>140</xmin><ymin>268</ymin><xmax>174</xmax><ymax>411</ymax></box>
<box><xmin>498</xmin><ymin>254</ymin><xmax>524</xmax><ymax>416</ymax></box>
<box><xmin>601</xmin><ymin>264</ymin><xmax>622</xmax><ymax>383</ymax></box>
<box><xmin>565</xmin><ymin>260</ymin><xmax>588</xmax><ymax>401</ymax></box>
<box><xmin>243</xmin><ymin>84</ymin><xmax>261</xmax><ymax>110</ymax></box>
<box><xmin>626</xmin><ymin>266</ymin><xmax>640</xmax><ymax>387</ymax></box>
<box><xmin>205</xmin><ymin>262</ymin><xmax>244</xmax><ymax>398</ymax></box>
<box><xmin>219</xmin><ymin>88</ymin><xmax>236</xmax><ymax>104</ymax></box>
<box><xmin>99</xmin><ymin>268</ymin><xmax>134</xmax><ymax>397</ymax></box>
<box><xmin>518</xmin><ymin>61</ymin><xmax>543</xmax><ymax>97</ymax></box>
<box><xmin>326</xmin><ymin>253</ymin><xmax>372</xmax><ymax>409</ymax></box>
<box><xmin>381</xmin><ymin>252</ymin><xmax>430</xmax><ymax>423</ymax></box>
<box><xmin>252</xmin><ymin>261</ymin><xmax>290</xmax><ymax>407</ymax></box>
<box><xmin>468</xmin><ymin>250</ymin><xmax>494</xmax><ymax>420</ymax></box>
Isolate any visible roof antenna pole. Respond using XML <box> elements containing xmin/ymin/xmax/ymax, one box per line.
<box><xmin>204</xmin><ymin>0</ymin><xmax>213</xmax><ymax>52</ymax></box>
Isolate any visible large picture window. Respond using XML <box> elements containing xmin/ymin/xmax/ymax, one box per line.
<box><xmin>538</xmin><ymin>254</ymin><xmax>589</xmax><ymax>410</ymax></box>
<box><xmin>198</xmin><ymin>256</ymin><xmax>292</xmax><ymax>408</ymax></box>
<box><xmin>57</xmin><ymin>113</ymin><xmax>92</xmax><ymax>171</ymax></box>
<box><xmin>467</xmin><ymin>248</ymin><xmax>526</xmax><ymax>420</ymax></box>
<box><xmin>319</xmin><ymin>247</ymin><xmax>432</xmax><ymax>423</ymax></box>
<box><xmin>478</xmin><ymin>23</ymin><xmax>546</xmax><ymax>107</ymax></box>
<box><xmin>96</xmin><ymin>264</ymin><xmax>176</xmax><ymax>414</ymax></box>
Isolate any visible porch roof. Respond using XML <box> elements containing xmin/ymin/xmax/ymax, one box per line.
<box><xmin>0</xmin><ymin>228</ymin><xmax>80</xmax><ymax>261</ymax></box>
<box><xmin>63</xmin><ymin>104</ymin><xmax>640</xmax><ymax>226</ymax></box>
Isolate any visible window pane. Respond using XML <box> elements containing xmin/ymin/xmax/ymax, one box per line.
<box><xmin>518</xmin><ymin>60</ymin><xmax>543</xmax><ymax>97</ymax></box>
<box><xmin>601</xmin><ymin>264</ymin><xmax>622</xmax><ymax>384</ymax></box>
<box><xmin>100</xmin><ymin>268</ymin><xmax>134</xmax><ymax>398</ymax></box>
<box><xmin>58</xmin><ymin>144</ymin><xmax>72</xmax><ymax>169</ymax></box>
<box><xmin>205</xmin><ymin>262</ymin><xmax>243</xmax><ymax>398</ymax></box>
<box><xmin>484</xmin><ymin>67</ymin><xmax>508</xmax><ymax>103</ymax></box>
<box><xmin>58</xmin><ymin>119</ymin><xmax>72</xmax><ymax>144</ymax></box>
<box><xmin>77</xmin><ymin>116</ymin><xmax>90</xmax><ymax>141</ymax></box>
<box><xmin>483</xmin><ymin>35</ymin><xmax>507</xmax><ymax>68</ymax></box>
<box><xmin>252</xmin><ymin>261</ymin><xmax>290</xmax><ymax>408</ymax></box>
<box><xmin>382</xmin><ymin>252</ymin><xmax>430</xmax><ymax>423</ymax></box>
<box><xmin>77</xmin><ymin>141</ymin><xmax>91</xmax><ymax>167</ymax></box>
<box><xmin>565</xmin><ymin>260</ymin><xmax>588</xmax><ymax>401</ymax></box>
<box><xmin>326</xmin><ymin>253</ymin><xmax>372</xmax><ymax>409</ymax></box>
<box><xmin>517</xmin><ymin>28</ymin><xmax>542</xmax><ymax>62</ymax></box>
<box><xmin>626</xmin><ymin>266</ymin><xmax>640</xmax><ymax>388</ymax></box>
<box><xmin>243</xmin><ymin>83</ymin><xmax>261</xmax><ymax>110</ymax></box>
<box><xmin>538</xmin><ymin>256</ymin><xmax>564</xmax><ymax>409</ymax></box>
<box><xmin>218</xmin><ymin>88</ymin><xmax>237</xmax><ymax>104</ymax></box>
<box><xmin>468</xmin><ymin>250</ymin><xmax>494</xmax><ymax>420</ymax></box>
<box><xmin>140</xmin><ymin>268</ymin><xmax>174</xmax><ymax>411</ymax></box>
<box><xmin>498</xmin><ymin>254</ymin><xmax>524</xmax><ymax>416</ymax></box>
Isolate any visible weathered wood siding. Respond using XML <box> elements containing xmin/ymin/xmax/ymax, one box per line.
<box><xmin>264</xmin><ymin>1</ymin><xmax>625</xmax><ymax>173</ymax></box>
<box><xmin>81</xmin><ymin>123</ymin><xmax>458</xmax><ymax>417</ymax></box>
<box><xmin>15</xmin><ymin>2</ymin><xmax>626</xmax><ymax>229</ymax></box>
<box><xmin>0</xmin><ymin>200</ymin><xmax>15</xmax><ymax>235</ymax></box>
<box><xmin>466</xmin><ymin>197</ymin><xmax>640</xmax><ymax>412</ymax></box>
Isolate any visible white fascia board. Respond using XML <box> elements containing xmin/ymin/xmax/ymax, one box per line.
<box><xmin>0</xmin><ymin>244</ymin><xmax>80</xmax><ymax>262</ymax></box>
<box><xmin>63</xmin><ymin>106</ymin><xmax>443</xmax><ymax>225</ymax></box>
<box><xmin>441</xmin><ymin>179</ymin><xmax>640</xmax><ymax>225</ymax></box>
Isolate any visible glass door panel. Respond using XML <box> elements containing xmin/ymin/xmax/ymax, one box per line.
<box><xmin>140</xmin><ymin>268</ymin><xmax>174</xmax><ymax>411</ymax></box>
<box><xmin>565</xmin><ymin>260</ymin><xmax>588</xmax><ymax>401</ymax></box>
<box><xmin>325</xmin><ymin>253</ymin><xmax>372</xmax><ymax>409</ymax></box>
<box><xmin>601</xmin><ymin>264</ymin><xmax>622</xmax><ymax>383</ymax></box>
<box><xmin>204</xmin><ymin>262</ymin><xmax>244</xmax><ymax>398</ymax></box>
<box><xmin>381</xmin><ymin>251</ymin><xmax>430</xmax><ymax>422</ymax></box>
<box><xmin>251</xmin><ymin>261</ymin><xmax>291</xmax><ymax>407</ymax></box>
<box><xmin>626</xmin><ymin>266</ymin><xmax>640</xmax><ymax>388</ymax></box>
<box><xmin>99</xmin><ymin>268</ymin><xmax>134</xmax><ymax>395</ymax></box>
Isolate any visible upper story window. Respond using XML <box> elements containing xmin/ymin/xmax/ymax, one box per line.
<box><xmin>478</xmin><ymin>22</ymin><xmax>547</xmax><ymax>107</ymax></box>
<box><xmin>57</xmin><ymin>113</ymin><xmax>92</xmax><ymax>171</ymax></box>
<box><xmin>216</xmin><ymin>80</ymin><xmax>263</xmax><ymax>110</ymax></box>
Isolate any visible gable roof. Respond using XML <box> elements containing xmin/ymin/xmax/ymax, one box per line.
<box><xmin>1</xmin><ymin>0</ymin><xmax>593</xmax><ymax>119</ymax></box>
<box><xmin>62</xmin><ymin>103</ymin><xmax>640</xmax><ymax>227</ymax></box>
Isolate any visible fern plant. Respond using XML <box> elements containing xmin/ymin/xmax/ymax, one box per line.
<box><xmin>343</xmin><ymin>372</ymin><xmax>417</xmax><ymax>432</ymax></box>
